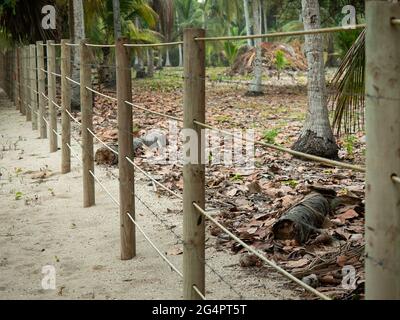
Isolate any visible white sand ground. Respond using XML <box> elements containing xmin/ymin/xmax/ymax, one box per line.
<box><xmin>0</xmin><ymin>89</ymin><xmax>298</xmax><ymax>300</ymax></box>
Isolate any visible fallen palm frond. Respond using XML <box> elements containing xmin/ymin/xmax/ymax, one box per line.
<box><xmin>329</xmin><ymin>30</ymin><xmax>365</xmax><ymax>136</ymax></box>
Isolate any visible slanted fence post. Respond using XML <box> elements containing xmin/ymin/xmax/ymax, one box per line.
<box><xmin>37</xmin><ymin>41</ymin><xmax>47</xmax><ymax>139</ymax></box>
<box><xmin>182</xmin><ymin>28</ymin><xmax>206</xmax><ymax>300</ymax></box>
<box><xmin>25</xmin><ymin>46</ymin><xmax>31</xmax><ymax>122</ymax></box>
<box><xmin>61</xmin><ymin>39</ymin><xmax>72</xmax><ymax>174</ymax></box>
<box><xmin>365</xmin><ymin>1</ymin><xmax>400</xmax><ymax>299</ymax></box>
<box><xmin>116</xmin><ymin>38</ymin><xmax>136</xmax><ymax>260</ymax></box>
<box><xmin>80</xmin><ymin>40</ymin><xmax>95</xmax><ymax>208</ymax></box>
<box><xmin>30</xmin><ymin>44</ymin><xmax>38</xmax><ymax>131</ymax></box>
<box><xmin>47</xmin><ymin>40</ymin><xmax>58</xmax><ymax>152</ymax></box>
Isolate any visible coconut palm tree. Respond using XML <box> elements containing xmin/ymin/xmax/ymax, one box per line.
<box><xmin>292</xmin><ymin>0</ymin><xmax>338</xmax><ymax>159</ymax></box>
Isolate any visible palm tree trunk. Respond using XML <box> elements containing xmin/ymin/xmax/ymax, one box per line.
<box><xmin>249</xmin><ymin>0</ymin><xmax>263</xmax><ymax>95</ymax></box>
<box><xmin>243</xmin><ymin>0</ymin><xmax>253</xmax><ymax>47</ymax></box>
<box><xmin>165</xmin><ymin>48</ymin><xmax>172</xmax><ymax>67</ymax></box>
<box><xmin>178</xmin><ymin>44</ymin><xmax>183</xmax><ymax>67</ymax></box>
<box><xmin>262</xmin><ymin>0</ymin><xmax>268</xmax><ymax>34</ymax></box>
<box><xmin>148</xmin><ymin>49</ymin><xmax>154</xmax><ymax>77</ymax></box>
<box><xmin>71</xmin><ymin>0</ymin><xmax>85</xmax><ymax>110</ymax></box>
<box><xmin>112</xmin><ymin>0</ymin><xmax>122</xmax><ymax>39</ymax></box>
<box><xmin>292</xmin><ymin>0</ymin><xmax>338</xmax><ymax>159</ymax></box>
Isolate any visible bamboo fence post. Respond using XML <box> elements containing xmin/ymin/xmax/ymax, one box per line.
<box><xmin>37</xmin><ymin>41</ymin><xmax>47</xmax><ymax>138</ymax></box>
<box><xmin>47</xmin><ymin>40</ymin><xmax>58</xmax><ymax>152</ymax></box>
<box><xmin>61</xmin><ymin>39</ymin><xmax>72</xmax><ymax>174</ymax></box>
<box><xmin>116</xmin><ymin>38</ymin><xmax>136</xmax><ymax>260</ymax></box>
<box><xmin>25</xmin><ymin>46</ymin><xmax>31</xmax><ymax>122</ymax></box>
<box><xmin>80</xmin><ymin>40</ymin><xmax>95</xmax><ymax>208</ymax></box>
<box><xmin>365</xmin><ymin>1</ymin><xmax>400</xmax><ymax>299</ymax></box>
<box><xmin>30</xmin><ymin>44</ymin><xmax>38</xmax><ymax>131</ymax></box>
<box><xmin>183</xmin><ymin>28</ymin><xmax>206</xmax><ymax>300</ymax></box>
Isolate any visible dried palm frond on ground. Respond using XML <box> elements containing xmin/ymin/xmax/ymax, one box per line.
<box><xmin>229</xmin><ymin>41</ymin><xmax>307</xmax><ymax>76</ymax></box>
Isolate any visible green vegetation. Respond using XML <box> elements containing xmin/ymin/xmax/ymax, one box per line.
<box><xmin>275</xmin><ymin>50</ymin><xmax>288</xmax><ymax>80</ymax></box>
<box><xmin>344</xmin><ymin>135</ymin><xmax>358</xmax><ymax>157</ymax></box>
<box><xmin>262</xmin><ymin>129</ymin><xmax>280</xmax><ymax>145</ymax></box>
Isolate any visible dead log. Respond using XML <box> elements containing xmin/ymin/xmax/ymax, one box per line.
<box><xmin>272</xmin><ymin>193</ymin><xmax>330</xmax><ymax>244</ymax></box>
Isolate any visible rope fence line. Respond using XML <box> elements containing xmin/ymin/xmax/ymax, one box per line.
<box><xmin>192</xmin><ymin>203</ymin><xmax>330</xmax><ymax>300</ymax></box>
<box><xmin>124</xmin><ymin>101</ymin><xmax>184</xmax><ymax>123</ymax></box>
<box><xmin>125</xmin><ymin>156</ymin><xmax>183</xmax><ymax>201</ymax></box>
<box><xmin>123</xmin><ymin>41</ymin><xmax>183</xmax><ymax>48</ymax></box>
<box><xmin>85</xmin><ymin>43</ymin><xmax>116</xmax><ymax>48</ymax></box>
<box><xmin>65</xmin><ymin>132</ymin><xmax>191</xmax><ymax>295</ymax></box>
<box><xmin>392</xmin><ymin>175</ymin><xmax>400</xmax><ymax>184</ymax></box>
<box><xmin>65</xmin><ymin>76</ymin><xmax>81</xmax><ymax>86</ymax></box>
<box><xmin>87</xmin><ymin>128</ymin><xmax>118</xmax><ymax>154</ymax></box>
<box><xmin>193</xmin><ymin>120</ymin><xmax>366</xmax><ymax>172</ymax></box>
<box><xmin>86</xmin><ymin>86</ymin><xmax>118</xmax><ymax>102</ymax></box>
<box><xmin>194</xmin><ymin>24</ymin><xmax>366</xmax><ymax>42</ymax></box>
<box><xmin>65</xmin><ymin>109</ymin><xmax>82</xmax><ymax>125</ymax></box>
<box><xmin>88</xmin><ymin>169</ymin><xmax>187</xmax><ymax>288</ymax></box>
<box><xmin>133</xmin><ymin>193</ymin><xmax>241</xmax><ymax>300</ymax></box>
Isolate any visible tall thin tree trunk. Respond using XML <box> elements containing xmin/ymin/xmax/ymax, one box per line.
<box><xmin>158</xmin><ymin>50</ymin><xmax>163</xmax><ymax>68</ymax></box>
<box><xmin>243</xmin><ymin>0</ymin><xmax>253</xmax><ymax>47</ymax></box>
<box><xmin>262</xmin><ymin>0</ymin><xmax>268</xmax><ymax>34</ymax></box>
<box><xmin>113</xmin><ymin>0</ymin><xmax>122</xmax><ymax>39</ymax></box>
<box><xmin>248</xmin><ymin>0</ymin><xmax>263</xmax><ymax>95</ymax></box>
<box><xmin>292</xmin><ymin>0</ymin><xmax>338</xmax><ymax>159</ymax></box>
<box><xmin>178</xmin><ymin>43</ymin><xmax>183</xmax><ymax>67</ymax></box>
<box><xmin>148</xmin><ymin>49</ymin><xmax>154</xmax><ymax>77</ymax></box>
<box><xmin>71</xmin><ymin>0</ymin><xmax>85</xmax><ymax>110</ymax></box>
<box><xmin>165</xmin><ymin>48</ymin><xmax>172</xmax><ymax>67</ymax></box>
<box><xmin>134</xmin><ymin>18</ymin><xmax>143</xmax><ymax>67</ymax></box>
<box><xmin>68</xmin><ymin>0</ymin><xmax>74</xmax><ymax>42</ymax></box>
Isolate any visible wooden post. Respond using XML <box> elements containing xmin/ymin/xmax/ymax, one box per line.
<box><xmin>14</xmin><ymin>48</ymin><xmax>19</xmax><ymax>110</ymax></box>
<box><xmin>47</xmin><ymin>40</ymin><xmax>58</xmax><ymax>152</ymax></box>
<box><xmin>61</xmin><ymin>39</ymin><xmax>72</xmax><ymax>174</ymax></box>
<box><xmin>16</xmin><ymin>48</ymin><xmax>21</xmax><ymax>111</ymax></box>
<box><xmin>30</xmin><ymin>45</ymin><xmax>38</xmax><ymax>131</ymax></box>
<box><xmin>37</xmin><ymin>41</ymin><xmax>47</xmax><ymax>138</ymax></box>
<box><xmin>80</xmin><ymin>40</ymin><xmax>95</xmax><ymax>208</ymax></box>
<box><xmin>20</xmin><ymin>47</ymin><xmax>26</xmax><ymax>116</ymax></box>
<box><xmin>365</xmin><ymin>1</ymin><xmax>400</xmax><ymax>299</ymax></box>
<box><xmin>116</xmin><ymin>38</ymin><xmax>136</xmax><ymax>260</ymax></box>
<box><xmin>183</xmin><ymin>28</ymin><xmax>206</xmax><ymax>300</ymax></box>
<box><xmin>25</xmin><ymin>46</ymin><xmax>32</xmax><ymax>122</ymax></box>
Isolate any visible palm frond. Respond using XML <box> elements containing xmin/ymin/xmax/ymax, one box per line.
<box><xmin>329</xmin><ymin>29</ymin><xmax>365</xmax><ymax>136</ymax></box>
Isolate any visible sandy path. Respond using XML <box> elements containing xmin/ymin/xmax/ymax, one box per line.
<box><xmin>0</xmin><ymin>89</ymin><xmax>298</xmax><ymax>300</ymax></box>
